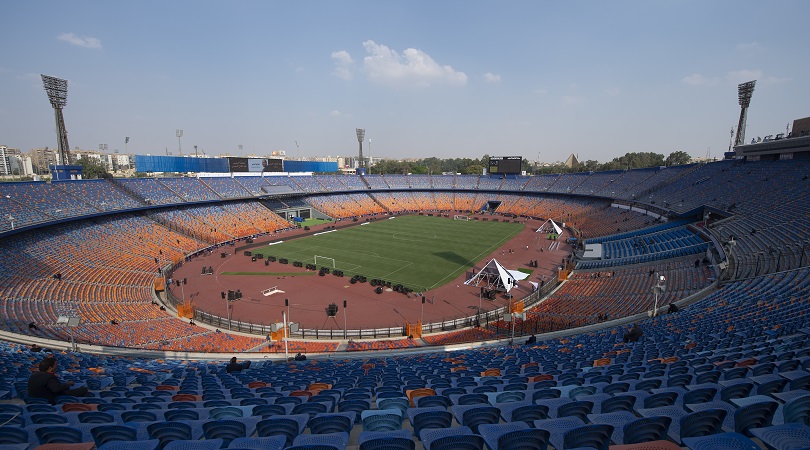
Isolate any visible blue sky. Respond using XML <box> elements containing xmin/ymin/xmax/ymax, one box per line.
<box><xmin>1</xmin><ymin>1</ymin><xmax>808</xmax><ymax>162</ymax></box>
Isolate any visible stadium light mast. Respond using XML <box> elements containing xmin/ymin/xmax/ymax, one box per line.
<box><xmin>733</xmin><ymin>80</ymin><xmax>756</xmax><ymax>147</ymax></box>
<box><xmin>652</xmin><ymin>273</ymin><xmax>666</xmax><ymax>317</ymax></box>
<box><xmin>282</xmin><ymin>310</ymin><xmax>289</xmax><ymax>360</ymax></box>
<box><xmin>176</xmin><ymin>129</ymin><xmax>184</xmax><ymax>155</ymax></box>
<box><xmin>41</xmin><ymin>75</ymin><xmax>72</xmax><ymax>165</ymax></box>
<box><xmin>356</xmin><ymin>128</ymin><xmax>365</xmax><ymax>169</ymax></box>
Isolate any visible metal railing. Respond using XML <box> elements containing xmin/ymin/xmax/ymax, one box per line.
<box><xmin>168</xmin><ymin>274</ymin><xmax>562</xmax><ymax>341</ymax></box>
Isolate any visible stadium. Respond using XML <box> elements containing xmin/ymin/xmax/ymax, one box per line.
<box><xmin>1</xmin><ymin>6</ymin><xmax>809</xmax><ymax>445</ymax></box>
<box><xmin>2</xmin><ymin>140</ymin><xmax>810</xmax><ymax>448</ymax></box>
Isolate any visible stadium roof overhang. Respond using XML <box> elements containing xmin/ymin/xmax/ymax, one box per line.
<box><xmin>734</xmin><ymin>135</ymin><xmax>810</xmax><ymax>160</ymax></box>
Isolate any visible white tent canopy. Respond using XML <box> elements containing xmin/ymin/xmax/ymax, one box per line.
<box><xmin>465</xmin><ymin>259</ymin><xmax>526</xmax><ymax>293</ymax></box>
<box><xmin>537</xmin><ymin>219</ymin><xmax>563</xmax><ymax>235</ymax></box>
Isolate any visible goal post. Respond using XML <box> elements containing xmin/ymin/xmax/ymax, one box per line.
<box><xmin>314</xmin><ymin>255</ymin><xmax>336</xmax><ymax>268</ymax></box>
<box><xmin>454</xmin><ymin>215</ymin><xmax>470</xmax><ymax>221</ymax></box>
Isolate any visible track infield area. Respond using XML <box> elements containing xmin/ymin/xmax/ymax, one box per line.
<box><xmin>257</xmin><ymin>215</ymin><xmax>523</xmax><ymax>291</ymax></box>
<box><xmin>170</xmin><ymin>215</ymin><xmax>571</xmax><ymax>329</ymax></box>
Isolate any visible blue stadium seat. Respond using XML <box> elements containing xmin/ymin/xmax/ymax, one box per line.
<box><xmin>202</xmin><ymin>419</ymin><xmax>247</xmax><ymax>448</ymax></box>
<box><xmin>255</xmin><ymin>415</ymin><xmax>308</xmax><ymax>447</ymax></box>
<box><xmin>622</xmin><ymin>415</ymin><xmax>673</xmax><ymax>445</ymax></box>
<box><xmin>0</xmin><ymin>427</ymin><xmax>29</xmax><ymax>444</ymax></box>
<box><xmin>97</xmin><ymin>439</ymin><xmax>161</xmax><ymax>450</ymax></box>
<box><xmin>91</xmin><ymin>424</ymin><xmax>138</xmax><ymax>447</ymax></box>
<box><xmin>420</xmin><ymin>427</ymin><xmax>483</xmax><ymax>450</ymax></box>
<box><xmin>782</xmin><ymin>393</ymin><xmax>810</xmax><ymax>425</ymax></box>
<box><xmin>227</xmin><ymin>436</ymin><xmax>286</xmax><ymax>450</ymax></box>
<box><xmin>164</xmin><ymin>439</ymin><xmax>223</xmax><ymax>450</ymax></box>
<box><xmin>290</xmin><ymin>431</ymin><xmax>349</xmax><ymax>450</ymax></box>
<box><xmin>679</xmin><ymin>408</ymin><xmax>728</xmax><ymax>441</ymax></box>
<box><xmin>749</xmin><ymin>423</ymin><xmax>810</xmax><ymax>450</ymax></box>
<box><xmin>146</xmin><ymin>422</ymin><xmax>193</xmax><ymax>450</ymax></box>
<box><xmin>34</xmin><ymin>425</ymin><xmax>84</xmax><ymax>444</ymax></box>
<box><xmin>681</xmin><ymin>432</ymin><xmax>761</xmax><ymax>450</ymax></box>
<box><xmin>308</xmin><ymin>413</ymin><xmax>354</xmax><ymax>435</ymax></box>
<box><xmin>562</xmin><ymin>423</ymin><xmax>614</xmax><ymax>450</ymax></box>
<box><xmin>408</xmin><ymin>407</ymin><xmax>452</xmax><ymax>437</ymax></box>
<box><xmin>733</xmin><ymin>400</ymin><xmax>778</xmax><ymax>437</ymax></box>
<box><xmin>357</xmin><ymin>430</ymin><xmax>413</xmax><ymax>450</ymax></box>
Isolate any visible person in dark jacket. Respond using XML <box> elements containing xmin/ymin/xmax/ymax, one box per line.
<box><xmin>225</xmin><ymin>357</ymin><xmax>251</xmax><ymax>373</ymax></box>
<box><xmin>28</xmin><ymin>357</ymin><xmax>88</xmax><ymax>404</ymax></box>
<box><xmin>623</xmin><ymin>324</ymin><xmax>643</xmax><ymax>343</ymax></box>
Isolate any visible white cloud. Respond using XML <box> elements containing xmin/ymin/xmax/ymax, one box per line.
<box><xmin>361</xmin><ymin>40</ymin><xmax>467</xmax><ymax>88</ymax></box>
<box><xmin>561</xmin><ymin>95</ymin><xmax>583</xmax><ymax>106</ymax></box>
<box><xmin>329</xmin><ymin>110</ymin><xmax>342</xmax><ymax>118</ymax></box>
<box><xmin>331</xmin><ymin>50</ymin><xmax>353</xmax><ymax>65</ymax></box>
<box><xmin>604</xmin><ymin>88</ymin><xmax>620</xmax><ymax>97</ymax></box>
<box><xmin>725</xmin><ymin>69</ymin><xmax>762</xmax><ymax>85</ymax></box>
<box><xmin>681</xmin><ymin>73</ymin><xmax>718</xmax><ymax>86</ymax></box>
<box><xmin>483</xmin><ymin>72</ymin><xmax>501</xmax><ymax>83</ymax></box>
<box><xmin>533</xmin><ymin>88</ymin><xmax>548</xmax><ymax>95</ymax></box>
<box><xmin>57</xmin><ymin>32</ymin><xmax>102</xmax><ymax>49</ymax></box>
<box><xmin>331</xmin><ymin>50</ymin><xmax>354</xmax><ymax>80</ymax></box>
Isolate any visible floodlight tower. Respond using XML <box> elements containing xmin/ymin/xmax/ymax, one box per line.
<box><xmin>41</xmin><ymin>75</ymin><xmax>72</xmax><ymax>165</ymax></box>
<box><xmin>176</xmin><ymin>129</ymin><xmax>184</xmax><ymax>155</ymax></box>
<box><xmin>733</xmin><ymin>80</ymin><xmax>756</xmax><ymax>147</ymax></box>
<box><xmin>356</xmin><ymin>128</ymin><xmax>365</xmax><ymax>169</ymax></box>
<box><xmin>652</xmin><ymin>273</ymin><xmax>666</xmax><ymax>317</ymax></box>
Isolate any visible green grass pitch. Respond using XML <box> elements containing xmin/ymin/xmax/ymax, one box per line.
<box><xmin>299</xmin><ymin>218</ymin><xmax>332</xmax><ymax>227</ymax></box>
<box><xmin>264</xmin><ymin>215</ymin><xmax>524</xmax><ymax>291</ymax></box>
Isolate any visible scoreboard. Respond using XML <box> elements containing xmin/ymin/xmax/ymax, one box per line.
<box><xmin>488</xmin><ymin>156</ymin><xmax>523</xmax><ymax>174</ymax></box>
<box><xmin>228</xmin><ymin>157</ymin><xmax>284</xmax><ymax>172</ymax></box>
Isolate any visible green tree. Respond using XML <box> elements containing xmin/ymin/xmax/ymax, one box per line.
<box><xmin>422</xmin><ymin>157</ymin><xmax>442</xmax><ymax>174</ymax></box>
<box><xmin>608</xmin><ymin>152</ymin><xmax>665</xmax><ymax>170</ymax></box>
<box><xmin>76</xmin><ymin>157</ymin><xmax>112</xmax><ymax>179</ymax></box>
<box><xmin>580</xmin><ymin>160</ymin><xmax>601</xmax><ymax>172</ymax></box>
<box><xmin>665</xmin><ymin>151</ymin><xmax>691</xmax><ymax>166</ymax></box>
<box><xmin>464</xmin><ymin>164</ymin><xmax>485</xmax><ymax>175</ymax></box>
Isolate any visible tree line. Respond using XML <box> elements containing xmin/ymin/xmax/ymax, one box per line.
<box><xmin>369</xmin><ymin>151</ymin><xmax>692</xmax><ymax>176</ymax></box>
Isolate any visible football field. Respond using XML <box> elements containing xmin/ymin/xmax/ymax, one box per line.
<box><xmin>263</xmin><ymin>215</ymin><xmax>524</xmax><ymax>291</ymax></box>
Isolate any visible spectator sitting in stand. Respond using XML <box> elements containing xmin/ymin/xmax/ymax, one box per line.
<box><xmin>225</xmin><ymin>356</ymin><xmax>251</xmax><ymax>373</ymax></box>
<box><xmin>28</xmin><ymin>357</ymin><xmax>89</xmax><ymax>404</ymax></box>
<box><xmin>623</xmin><ymin>323</ymin><xmax>643</xmax><ymax>343</ymax></box>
